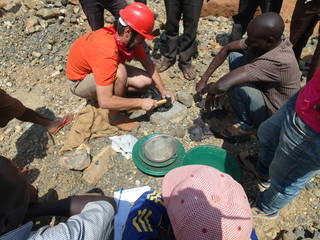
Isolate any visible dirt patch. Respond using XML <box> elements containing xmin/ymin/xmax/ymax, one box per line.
<box><xmin>201</xmin><ymin>0</ymin><xmax>299</xmax><ymax>30</ymax></box>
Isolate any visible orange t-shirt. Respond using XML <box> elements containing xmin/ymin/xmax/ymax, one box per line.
<box><xmin>66</xmin><ymin>27</ymin><xmax>146</xmax><ymax>86</ymax></box>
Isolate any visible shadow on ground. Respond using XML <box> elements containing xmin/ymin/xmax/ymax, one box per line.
<box><xmin>188</xmin><ymin>104</ymin><xmax>261</xmax><ymax>202</ymax></box>
<box><xmin>13</xmin><ymin>107</ymin><xmax>56</xmax><ymax>182</ymax></box>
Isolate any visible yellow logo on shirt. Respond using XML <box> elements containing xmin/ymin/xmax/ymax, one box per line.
<box><xmin>146</xmin><ymin>191</ymin><xmax>164</xmax><ymax>206</ymax></box>
<box><xmin>132</xmin><ymin>209</ymin><xmax>153</xmax><ymax>232</ymax></box>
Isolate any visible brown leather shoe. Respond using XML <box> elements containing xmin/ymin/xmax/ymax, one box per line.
<box><xmin>220</xmin><ymin>123</ymin><xmax>256</xmax><ymax>138</ymax></box>
<box><xmin>179</xmin><ymin>64</ymin><xmax>197</xmax><ymax>80</ymax></box>
<box><xmin>108</xmin><ymin>111</ymin><xmax>140</xmax><ymax>131</ymax></box>
<box><xmin>154</xmin><ymin>57</ymin><xmax>175</xmax><ymax>72</ymax></box>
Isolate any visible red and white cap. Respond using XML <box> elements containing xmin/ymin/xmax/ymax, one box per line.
<box><xmin>162</xmin><ymin>165</ymin><xmax>252</xmax><ymax>240</ymax></box>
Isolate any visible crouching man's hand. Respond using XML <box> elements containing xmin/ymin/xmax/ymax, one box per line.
<box><xmin>160</xmin><ymin>89</ymin><xmax>175</xmax><ymax>103</ymax></box>
<box><xmin>140</xmin><ymin>98</ymin><xmax>157</xmax><ymax>111</ymax></box>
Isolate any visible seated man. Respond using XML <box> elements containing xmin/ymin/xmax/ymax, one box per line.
<box><xmin>196</xmin><ymin>13</ymin><xmax>300</xmax><ymax>138</ymax></box>
<box><xmin>67</xmin><ymin>2</ymin><xmax>172</xmax><ymax>131</ymax></box>
<box><xmin>122</xmin><ymin>165</ymin><xmax>256</xmax><ymax>240</ymax></box>
<box><xmin>0</xmin><ymin>88</ymin><xmax>73</xmax><ymax>135</ymax></box>
<box><xmin>0</xmin><ymin>155</ymin><xmax>116</xmax><ymax>240</ymax></box>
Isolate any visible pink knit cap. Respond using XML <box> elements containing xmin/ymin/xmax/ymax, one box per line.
<box><xmin>162</xmin><ymin>165</ymin><xmax>252</xmax><ymax>240</ymax></box>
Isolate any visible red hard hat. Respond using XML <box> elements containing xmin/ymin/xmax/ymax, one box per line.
<box><xmin>119</xmin><ymin>2</ymin><xmax>154</xmax><ymax>40</ymax></box>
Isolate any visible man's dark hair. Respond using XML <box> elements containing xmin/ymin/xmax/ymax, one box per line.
<box><xmin>113</xmin><ymin>19</ymin><xmax>139</xmax><ymax>50</ymax></box>
<box><xmin>114</xmin><ymin>19</ymin><xmax>127</xmax><ymax>35</ymax></box>
<box><xmin>114</xmin><ymin>19</ymin><xmax>138</xmax><ymax>37</ymax></box>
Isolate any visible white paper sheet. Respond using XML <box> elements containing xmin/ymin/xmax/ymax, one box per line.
<box><xmin>109</xmin><ymin>135</ymin><xmax>138</xmax><ymax>160</ymax></box>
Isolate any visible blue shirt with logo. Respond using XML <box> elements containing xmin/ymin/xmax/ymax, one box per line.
<box><xmin>123</xmin><ymin>190</ymin><xmax>258</xmax><ymax>240</ymax></box>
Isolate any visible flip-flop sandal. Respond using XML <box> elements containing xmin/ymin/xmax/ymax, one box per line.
<box><xmin>219</xmin><ymin>128</ymin><xmax>250</xmax><ymax>143</ymax></box>
<box><xmin>18</xmin><ymin>166</ymin><xmax>28</xmax><ymax>175</ymax></box>
<box><xmin>251</xmin><ymin>205</ymin><xmax>279</xmax><ymax>220</ymax></box>
<box><xmin>220</xmin><ymin>127</ymin><xmax>233</xmax><ymax>138</ymax></box>
<box><xmin>48</xmin><ymin>113</ymin><xmax>74</xmax><ymax>135</ymax></box>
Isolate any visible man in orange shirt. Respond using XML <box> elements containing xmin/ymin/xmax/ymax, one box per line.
<box><xmin>66</xmin><ymin>3</ymin><xmax>172</xmax><ymax>130</ymax></box>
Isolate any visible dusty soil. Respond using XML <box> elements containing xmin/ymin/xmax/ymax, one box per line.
<box><xmin>201</xmin><ymin>0</ymin><xmax>319</xmax><ymax>32</ymax></box>
<box><xmin>0</xmin><ymin>0</ymin><xmax>319</xmax><ymax>239</ymax></box>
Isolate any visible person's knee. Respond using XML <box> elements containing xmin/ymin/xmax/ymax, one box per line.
<box><xmin>257</xmin><ymin>120</ymin><xmax>269</xmax><ymax>143</ymax></box>
<box><xmin>228</xmin><ymin>52</ymin><xmax>246</xmax><ymax>70</ymax></box>
<box><xmin>116</xmin><ymin>64</ymin><xmax>128</xmax><ymax>83</ymax></box>
<box><xmin>114</xmin><ymin>64</ymin><xmax>128</xmax><ymax>95</ymax></box>
<box><xmin>128</xmin><ymin>75</ymin><xmax>152</xmax><ymax>89</ymax></box>
<box><xmin>137</xmin><ymin>76</ymin><xmax>152</xmax><ymax>89</ymax></box>
<box><xmin>227</xmin><ymin>86</ymin><xmax>247</xmax><ymax>103</ymax></box>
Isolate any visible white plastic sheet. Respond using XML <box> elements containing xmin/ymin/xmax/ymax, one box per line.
<box><xmin>109</xmin><ymin>135</ymin><xmax>138</xmax><ymax>160</ymax></box>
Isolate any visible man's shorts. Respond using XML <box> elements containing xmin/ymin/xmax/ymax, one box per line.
<box><xmin>0</xmin><ymin>89</ymin><xmax>26</xmax><ymax>128</ymax></box>
<box><xmin>69</xmin><ymin>65</ymin><xmax>127</xmax><ymax>100</ymax></box>
<box><xmin>70</xmin><ymin>74</ymin><xmax>98</xmax><ymax>99</ymax></box>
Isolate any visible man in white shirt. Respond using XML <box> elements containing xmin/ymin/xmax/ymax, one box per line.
<box><xmin>0</xmin><ymin>155</ymin><xmax>115</xmax><ymax>240</ymax></box>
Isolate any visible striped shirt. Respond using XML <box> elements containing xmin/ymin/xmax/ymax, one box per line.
<box><xmin>244</xmin><ymin>38</ymin><xmax>301</xmax><ymax>113</ymax></box>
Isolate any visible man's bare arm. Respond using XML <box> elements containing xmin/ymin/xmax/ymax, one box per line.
<box><xmin>196</xmin><ymin>40</ymin><xmax>244</xmax><ymax>94</ymax></box>
<box><xmin>96</xmin><ymin>84</ymin><xmax>155</xmax><ymax>111</ymax></box>
<box><xmin>140</xmin><ymin>55</ymin><xmax>174</xmax><ymax>100</ymax></box>
<box><xmin>140</xmin><ymin>55</ymin><xmax>165</xmax><ymax>93</ymax></box>
<box><xmin>207</xmin><ymin>66</ymin><xmax>251</xmax><ymax>95</ymax></box>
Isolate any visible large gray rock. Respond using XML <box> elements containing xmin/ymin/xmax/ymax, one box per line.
<box><xmin>31</xmin><ymin>51</ymin><xmax>41</xmax><ymax>58</ymax></box>
<box><xmin>36</xmin><ymin>8</ymin><xmax>62</xmax><ymax>19</ymax></box>
<box><xmin>59</xmin><ymin>144</ymin><xmax>91</xmax><ymax>171</ymax></box>
<box><xmin>150</xmin><ymin>101</ymin><xmax>187</xmax><ymax>125</ymax></box>
<box><xmin>82</xmin><ymin>146</ymin><xmax>115</xmax><ymax>184</ymax></box>
<box><xmin>292</xmin><ymin>228</ymin><xmax>306</xmax><ymax>239</ymax></box>
<box><xmin>1</xmin><ymin>0</ymin><xmax>21</xmax><ymax>12</ymax></box>
<box><xmin>25</xmin><ymin>16</ymin><xmax>41</xmax><ymax>34</ymax></box>
<box><xmin>23</xmin><ymin>0</ymin><xmax>44</xmax><ymax>9</ymax></box>
<box><xmin>282</xmin><ymin>231</ymin><xmax>297</xmax><ymax>240</ymax></box>
<box><xmin>166</xmin><ymin>124</ymin><xmax>186</xmax><ymax>138</ymax></box>
<box><xmin>177</xmin><ymin>91</ymin><xmax>193</xmax><ymax>108</ymax></box>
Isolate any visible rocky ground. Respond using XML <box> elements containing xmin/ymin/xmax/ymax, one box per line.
<box><xmin>0</xmin><ymin>0</ymin><xmax>319</xmax><ymax>239</ymax></box>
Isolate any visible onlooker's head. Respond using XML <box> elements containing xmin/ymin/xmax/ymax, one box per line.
<box><xmin>162</xmin><ymin>165</ymin><xmax>252</xmax><ymax>240</ymax></box>
<box><xmin>246</xmin><ymin>12</ymin><xmax>284</xmax><ymax>55</ymax></box>
<box><xmin>0</xmin><ymin>156</ymin><xmax>34</xmax><ymax>235</ymax></box>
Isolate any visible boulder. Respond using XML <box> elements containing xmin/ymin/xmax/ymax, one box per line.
<box><xmin>82</xmin><ymin>145</ymin><xmax>116</xmax><ymax>184</ymax></box>
<box><xmin>36</xmin><ymin>8</ymin><xmax>62</xmax><ymax>19</ymax></box>
<box><xmin>59</xmin><ymin>144</ymin><xmax>91</xmax><ymax>171</ymax></box>
<box><xmin>176</xmin><ymin>91</ymin><xmax>193</xmax><ymax>108</ymax></box>
<box><xmin>25</xmin><ymin>16</ymin><xmax>41</xmax><ymax>34</ymax></box>
<box><xmin>0</xmin><ymin>0</ymin><xmax>21</xmax><ymax>12</ymax></box>
<box><xmin>150</xmin><ymin>101</ymin><xmax>187</xmax><ymax>125</ymax></box>
<box><xmin>23</xmin><ymin>0</ymin><xmax>44</xmax><ymax>9</ymax></box>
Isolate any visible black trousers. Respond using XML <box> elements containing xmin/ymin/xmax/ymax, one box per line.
<box><xmin>290</xmin><ymin>0</ymin><xmax>320</xmax><ymax>81</ymax></box>
<box><xmin>231</xmin><ymin>0</ymin><xmax>283</xmax><ymax>40</ymax></box>
<box><xmin>160</xmin><ymin>0</ymin><xmax>203</xmax><ymax>67</ymax></box>
<box><xmin>79</xmin><ymin>0</ymin><xmax>147</xmax><ymax>31</ymax></box>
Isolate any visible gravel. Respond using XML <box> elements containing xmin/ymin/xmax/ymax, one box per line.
<box><xmin>0</xmin><ymin>0</ymin><xmax>319</xmax><ymax>239</ymax></box>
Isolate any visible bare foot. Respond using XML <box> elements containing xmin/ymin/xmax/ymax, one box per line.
<box><xmin>47</xmin><ymin>113</ymin><xmax>74</xmax><ymax>135</ymax></box>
